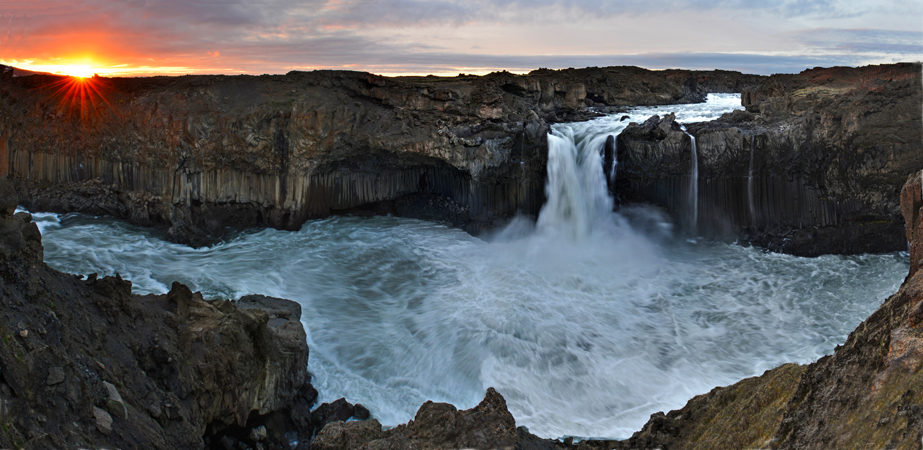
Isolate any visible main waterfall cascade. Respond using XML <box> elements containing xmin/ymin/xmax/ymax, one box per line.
<box><xmin>29</xmin><ymin>94</ymin><xmax>909</xmax><ymax>439</ymax></box>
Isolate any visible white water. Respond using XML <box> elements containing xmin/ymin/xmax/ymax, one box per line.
<box><xmin>27</xmin><ymin>94</ymin><xmax>909</xmax><ymax>440</ymax></box>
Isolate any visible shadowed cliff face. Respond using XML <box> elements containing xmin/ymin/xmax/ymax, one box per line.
<box><xmin>617</xmin><ymin>63</ymin><xmax>922</xmax><ymax>256</ymax></box>
<box><xmin>0</xmin><ymin>65</ymin><xmax>761</xmax><ymax>245</ymax></box>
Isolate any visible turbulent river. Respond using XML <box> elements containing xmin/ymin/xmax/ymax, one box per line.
<box><xmin>30</xmin><ymin>94</ymin><xmax>908</xmax><ymax>439</ymax></box>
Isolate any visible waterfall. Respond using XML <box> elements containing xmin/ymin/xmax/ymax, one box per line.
<box><xmin>680</xmin><ymin>126</ymin><xmax>698</xmax><ymax>234</ymax></box>
<box><xmin>605</xmin><ymin>134</ymin><xmax>618</xmax><ymax>185</ymax></box>
<box><xmin>536</xmin><ymin>127</ymin><xmax>612</xmax><ymax>240</ymax></box>
<box><xmin>748</xmin><ymin>135</ymin><xmax>755</xmax><ymax>225</ymax></box>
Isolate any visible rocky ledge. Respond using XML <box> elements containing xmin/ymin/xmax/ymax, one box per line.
<box><xmin>616</xmin><ymin>63</ymin><xmax>922</xmax><ymax>255</ymax></box>
<box><xmin>0</xmin><ymin>65</ymin><xmax>760</xmax><ymax>245</ymax></box>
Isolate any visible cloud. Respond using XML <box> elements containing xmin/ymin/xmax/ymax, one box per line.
<box><xmin>1</xmin><ymin>0</ymin><xmax>920</xmax><ymax>77</ymax></box>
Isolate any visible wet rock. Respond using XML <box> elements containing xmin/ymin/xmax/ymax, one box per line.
<box><xmin>103</xmin><ymin>381</ymin><xmax>128</xmax><ymax>419</ymax></box>
<box><xmin>310</xmin><ymin>398</ymin><xmax>359</xmax><ymax>435</ymax></box>
<box><xmin>46</xmin><ymin>367</ymin><xmax>65</xmax><ymax>386</ymax></box>
<box><xmin>310</xmin><ymin>420</ymin><xmax>384</xmax><ymax>450</ymax></box>
<box><xmin>353</xmin><ymin>404</ymin><xmax>370</xmax><ymax>420</ymax></box>
<box><xmin>249</xmin><ymin>425</ymin><xmax>267</xmax><ymax>442</ymax></box>
<box><xmin>94</xmin><ymin>406</ymin><xmax>113</xmax><ymax>435</ymax></box>
<box><xmin>310</xmin><ymin>388</ymin><xmax>522</xmax><ymax>450</ymax></box>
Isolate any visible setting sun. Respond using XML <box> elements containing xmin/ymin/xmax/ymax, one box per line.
<box><xmin>63</xmin><ymin>65</ymin><xmax>96</xmax><ymax>78</ymax></box>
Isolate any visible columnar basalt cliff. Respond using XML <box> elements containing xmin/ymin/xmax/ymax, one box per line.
<box><xmin>617</xmin><ymin>63</ymin><xmax>922</xmax><ymax>255</ymax></box>
<box><xmin>0</xmin><ymin>65</ymin><xmax>761</xmax><ymax>245</ymax></box>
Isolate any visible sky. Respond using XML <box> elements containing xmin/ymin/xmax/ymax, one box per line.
<box><xmin>0</xmin><ymin>0</ymin><xmax>921</xmax><ymax>77</ymax></box>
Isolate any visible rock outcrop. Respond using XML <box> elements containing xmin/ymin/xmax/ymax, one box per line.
<box><xmin>0</xmin><ymin>65</ymin><xmax>761</xmax><ymax>245</ymax></box>
<box><xmin>617</xmin><ymin>63</ymin><xmax>922</xmax><ymax>255</ymax></box>
<box><xmin>0</xmin><ymin>176</ymin><xmax>315</xmax><ymax>448</ymax></box>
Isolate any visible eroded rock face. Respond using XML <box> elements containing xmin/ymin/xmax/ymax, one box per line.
<box><xmin>0</xmin><ymin>66</ymin><xmax>761</xmax><ymax>245</ymax></box>
<box><xmin>617</xmin><ymin>63</ymin><xmax>922</xmax><ymax>255</ymax></box>
<box><xmin>902</xmin><ymin>170</ymin><xmax>923</xmax><ymax>277</ymax></box>
<box><xmin>0</xmin><ymin>177</ymin><xmax>311</xmax><ymax>449</ymax></box>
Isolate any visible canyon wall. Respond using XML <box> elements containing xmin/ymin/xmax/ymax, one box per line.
<box><xmin>617</xmin><ymin>63</ymin><xmax>922</xmax><ymax>255</ymax></box>
<box><xmin>0</xmin><ymin>65</ymin><xmax>761</xmax><ymax>245</ymax></box>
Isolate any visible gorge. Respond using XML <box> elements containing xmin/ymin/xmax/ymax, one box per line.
<box><xmin>0</xmin><ymin>62</ymin><xmax>921</xmax><ymax>449</ymax></box>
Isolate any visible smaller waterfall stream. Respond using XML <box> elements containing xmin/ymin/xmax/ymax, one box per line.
<box><xmin>748</xmin><ymin>134</ymin><xmax>756</xmax><ymax>224</ymax></box>
<box><xmin>680</xmin><ymin>125</ymin><xmax>699</xmax><ymax>234</ymax></box>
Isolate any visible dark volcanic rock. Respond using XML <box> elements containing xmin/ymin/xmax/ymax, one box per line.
<box><xmin>617</xmin><ymin>63</ymin><xmax>922</xmax><ymax>255</ymax></box>
<box><xmin>902</xmin><ymin>170</ymin><xmax>923</xmax><ymax>277</ymax></box>
<box><xmin>0</xmin><ymin>178</ymin><xmax>311</xmax><ymax>449</ymax></box>
<box><xmin>0</xmin><ymin>65</ymin><xmax>761</xmax><ymax>244</ymax></box>
<box><xmin>310</xmin><ymin>388</ymin><xmax>524</xmax><ymax>450</ymax></box>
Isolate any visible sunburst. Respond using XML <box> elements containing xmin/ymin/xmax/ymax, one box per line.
<box><xmin>35</xmin><ymin>73</ymin><xmax>116</xmax><ymax>125</ymax></box>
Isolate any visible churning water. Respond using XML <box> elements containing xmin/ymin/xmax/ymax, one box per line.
<box><xmin>29</xmin><ymin>94</ymin><xmax>908</xmax><ymax>439</ymax></box>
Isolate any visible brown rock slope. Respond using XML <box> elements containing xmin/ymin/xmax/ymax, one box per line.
<box><xmin>0</xmin><ymin>65</ymin><xmax>760</xmax><ymax>245</ymax></box>
<box><xmin>0</xmin><ymin>178</ymin><xmax>314</xmax><ymax>449</ymax></box>
<box><xmin>617</xmin><ymin>63</ymin><xmax>922</xmax><ymax>255</ymax></box>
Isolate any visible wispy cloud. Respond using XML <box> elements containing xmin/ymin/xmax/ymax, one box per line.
<box><xmin>0</xmin><ymin>0</ymin><xmax>920</xmax><ymax>76</ymax></box>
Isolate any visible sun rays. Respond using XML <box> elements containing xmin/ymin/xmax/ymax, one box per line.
<box><xmin>35</xmin><ymin>73</ymin><xmax>116</xmax><ymax>124</ymax></box>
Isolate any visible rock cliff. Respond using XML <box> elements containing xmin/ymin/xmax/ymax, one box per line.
<box><xmin>617</xmin><ymin>63</ymin><xmax>922</xmax><ymax>255</ymax></box>
<box><xmin>0</xmin><ymin>65</ymin><xmax>760</xmax><ymax>245</ymax></box>
<box><xmin>0</xmin><ymin>176</ymin><xmax>316</xmax><ymax>449</ymax></box>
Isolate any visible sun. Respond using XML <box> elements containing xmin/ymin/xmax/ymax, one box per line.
<box><xmin>63</xmin><ymin>65</ymin><xmax>96</xmax><ymax>78</ymax></box>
